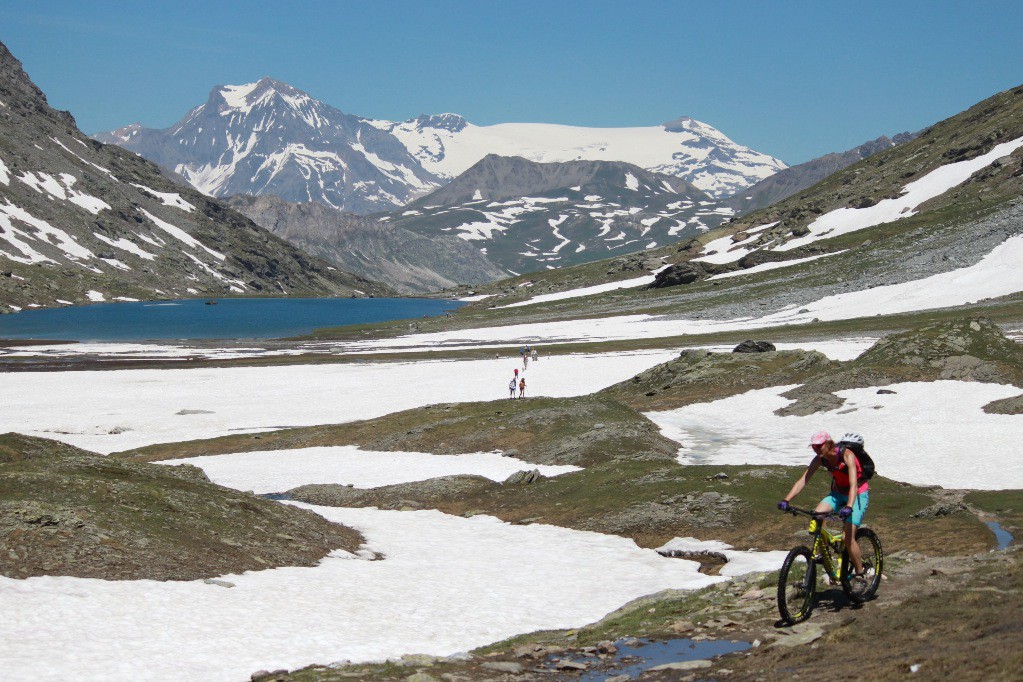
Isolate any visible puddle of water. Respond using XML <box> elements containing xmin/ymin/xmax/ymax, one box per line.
<box><xmin>548</xmin><ymin>637</ymin><xmax>750</xmax><ymax>681</ymax></box>
<box><xmin>260</xmin><ymin>493</ymin><xmax>293</xmax><ymax>501</ymax></box>
<box><xmin>985</xmin><ymin>521</ymin><xmax>1014</xmax><ymax>550</ymax></box>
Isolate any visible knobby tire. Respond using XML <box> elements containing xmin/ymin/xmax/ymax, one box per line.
<box><xmin>840</xmin><ymin>526</ymin><xmax>883</xmax><ymax>603</ymax></box>
<box><xmin>777</xmin><ymin>545</ymin><xmax>816</xmax><ymax>625</ymax></box>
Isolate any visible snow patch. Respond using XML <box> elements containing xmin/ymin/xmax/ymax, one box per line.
<box><xmin>777</xmin><ymin>135</ymin><xmax>1023</xmax><ymax>251</ymax></box>
<box><xmin>131</xmin><ymin>184</ymin><xmax>196</xmax><ymax>211</ymax></box>
<box><xmin>161</xmin><ymin>446</ymin><xmax>581</xmax><ymax>493</ymax></box>
<box><xmin>140</xmin><ymin>209</ymin><xmax>226</xmax><ymax>261</ymax></box>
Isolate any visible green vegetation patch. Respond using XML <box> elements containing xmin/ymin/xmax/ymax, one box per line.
<box><xmin>0</xmin><ymin>433</ymin><xmax>362</xmax><ymax>580</ymax></box>
<box><xmin>117</xmin><ymin>395</ymin><xmax>680</xmax><ymax>469</ymax></box>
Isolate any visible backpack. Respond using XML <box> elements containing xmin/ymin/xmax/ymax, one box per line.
<box><xmin>837</xmin><ymin>441</ymin><xmax>876</xmax><ymax>481</ymax></box>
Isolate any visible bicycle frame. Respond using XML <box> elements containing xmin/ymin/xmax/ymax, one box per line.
<box><xmin>778</xmin><ymin>504</ymin><xmax>883</xmax><ymax>624</ymax></box>
<box><xmin>807</xmin><ymin>514</ymin><xmax>845</xmax><ymax>582</ymax></box>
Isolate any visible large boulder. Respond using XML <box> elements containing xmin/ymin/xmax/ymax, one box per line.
<box><xmin>649</xmin><ymin>261</ymin><xmax>718</xmax><ymax>288</ymax></box>
<box><xmin>733</xmin><ymin>340</ymin><xmax>777</xmax><ymax>353</ymax></box>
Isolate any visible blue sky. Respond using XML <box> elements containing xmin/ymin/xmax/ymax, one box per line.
<box><xmin>2</xmin><ymin>1</ymin><xmax>1021</xmax><ymax>164</ymax></box>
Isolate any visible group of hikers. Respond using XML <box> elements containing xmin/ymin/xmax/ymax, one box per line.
<box><xmin>508</xmin><ymin>346</ymin><xmax>539</xmax><ymax>399</ymax></box>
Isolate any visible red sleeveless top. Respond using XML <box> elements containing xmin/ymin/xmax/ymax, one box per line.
<box><xmin>820</xmin><ymin>447</ymin><xmax>869</xmax><ymax>495</ymax></box>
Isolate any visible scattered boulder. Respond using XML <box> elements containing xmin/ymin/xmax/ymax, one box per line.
<box><xmin>505</xmin><ymin>469</ymin><xmax>546</xmax><ymax>484</ymax></box>
<box><xmin>481</xmin><ymin>661</ymin><xmax>524</xmax><ymax>674</ymax></box>
<box><xmin>983</xmin><ymin>394</ymin><xmax>1023</xmax><ymax>415</ymax></box>
<box><xmin>732</xmin><ymin>340</ymin><xmax>776</xmax><ymax>353</ymax></box>
<box><xmin>775</xmin><ymin>391</ymin><xmax>846</xmax><ymax>417</ymax></box>
<box><xmin>648</xmin><ymin>261</ymin><xmax>718</xmax><ymax>288</ymax></box>
<box><xmin>913</xmin><ymin>502</ymin><xmax>970</xmax><ymax>519</ymax></box>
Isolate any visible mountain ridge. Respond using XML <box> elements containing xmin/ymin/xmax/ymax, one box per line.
<box><xmin>94</xmin><ymin>77</ymin><xmax>441</xmax><ymax>214</ymax></box>
<box><xmin>226</xmin><ymin>194</ymin><xmax>508</xmax><ymax>294</ymax></box>
<box><xmin>383</xmin><ymin>155</ymin><xmax>726</xmax><ymax>274</ymax></box>
<box><xmin>95</xmin><ymin>78</ymin><xmax>786</xmax><ymax>212</ymax></box>
<box><xmin>0</xmin><ymin>41</ymin><xmax>392</xmax><ymax>310</ymax></box>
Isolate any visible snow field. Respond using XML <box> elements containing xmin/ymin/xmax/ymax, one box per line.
<box><xmin>385</xmin><ymin>118</ymin><xmax>786</xmax><ymax>197</ymax></box>
<box><xmin>644</xmin><ymin>381</ymin><xmax>1023</xmax><ymax>490</ymax></box>
<box><xmin>159</xmin><ymin>446</ymin><xmax>581</xmax><ymax>493</ymax></box>
<box><xmin>0</xmin><ymin>505</ymin><xmax>721</xmax><ymax>682</ymax></box>
<box><xmin>0</xmin><ymin>350</ymin><xmax>679</xmax><ymax>453</ymax></box>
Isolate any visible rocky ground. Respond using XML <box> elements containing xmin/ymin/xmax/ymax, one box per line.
<box><xmin>0</xmin><ymin>433</ymin><xmax>363</xmax><ymax>580</ymax></box>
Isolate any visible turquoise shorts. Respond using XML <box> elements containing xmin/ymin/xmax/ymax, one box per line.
<box><xmin>820</xmin><ymin>490</ymin><xmax>869</xmax><ymax>526</ymax></box>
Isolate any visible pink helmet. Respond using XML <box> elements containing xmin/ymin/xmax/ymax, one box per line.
<box><xmin>809</xmin><ymin>430</ymin><xmax>832</xmax><ymax>447</ymax></box>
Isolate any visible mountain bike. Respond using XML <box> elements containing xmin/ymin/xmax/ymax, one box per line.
<box><xmin>777</xmin><ymin>505</ymin><xmax>883</xmax><ymax>625</ymax></box>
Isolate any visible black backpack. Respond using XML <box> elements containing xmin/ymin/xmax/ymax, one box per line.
<box><xmin>838</xmin><ymin>441</ymin><xmax>876</xmax><ymax>481</ymax></box>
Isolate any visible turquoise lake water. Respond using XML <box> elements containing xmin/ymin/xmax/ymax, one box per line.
<box><xmin>0</xmin><ymin>297</ymin><xmax>464</xmax><ymax>342</ymax></box>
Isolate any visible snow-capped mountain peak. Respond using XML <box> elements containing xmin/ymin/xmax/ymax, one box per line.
<box><xmin>214</xmin><ymin>78</ymin><xmax>319</xmax><ymax>122</ymax></box>
<box><xmin>97</xmin><ymin>79</ymin><xmax>785</xmax><ymax>213</ymax></box>
<box><xmin>408</xmin><ymin>113</ymin><xmax>468</xmax><ymax>133</ymax></box>
<box><xmin>379</xmin><ymin>113</ymin><xmax>786</xmax><ymax>199</ymax></box>
<box><xmin>97</xmin><ymin>79</ymin><xmax>441</xmax><ymax>213</ymax></box>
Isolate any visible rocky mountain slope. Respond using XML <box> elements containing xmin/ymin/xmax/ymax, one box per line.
<box><xmin>723</xmin><ymin>132</ymin><xmax>917</xmax><ymax>216</ymax></box>
<box><xmin>226</xmin><ymin>194</ymin><xmax>508</xmax><ymax>293</ymax></box>
<box><xmin>94</xmin><ymin>78</ymin><xmax>441</xmax><ymax>214</ymax></box>
<box><xmin>0</xmin><ymin>43</ymin><xmax>391</xmax><ymax>310</ymax></box>
<box><xmin>384</xmin><ymin>155</ymin><xmax>730</xmax><ymax>274</ymax></box>
<box><xmin>375</xmin><ymin>114</ymin><xmax>787</xmax><ymax>199</ymax></box>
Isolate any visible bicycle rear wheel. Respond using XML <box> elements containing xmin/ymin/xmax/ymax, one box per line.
<box><xmin>841</xmin><ymin>527</ymin><xmax>883</xmax><ymax>603</ymax></box>
<box><xmin>777</xmin><ymin>546</ymin><xmax>816</xmax><ymax>625</ymax></box>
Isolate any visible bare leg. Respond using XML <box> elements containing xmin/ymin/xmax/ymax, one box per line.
<box><xmin>845</xmin><ymin>522</ymin><xmax>863</xmax><ymax>573</ymax></box>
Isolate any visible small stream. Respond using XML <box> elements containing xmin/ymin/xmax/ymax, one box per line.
<box><xmin>260</xmin><ymin>493</ymin><xmax>294</xmax><ymax>501</ymax></box>
<box><xmin>548</xmin><ymin>637</ymin><xmax>750</xmax><ymax>680</ymax></box>
<box><xmin>985</xmin><ymin>521</ymin><xmax>1014</xmax><ymax>550</ymax></box>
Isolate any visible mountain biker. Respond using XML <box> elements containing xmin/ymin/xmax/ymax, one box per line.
<box><xmin>778</xmin><ymin>431</ymin><xmax>869</xmax><ymax>577</ymax></box>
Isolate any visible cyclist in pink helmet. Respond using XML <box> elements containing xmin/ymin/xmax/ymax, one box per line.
<box><xmin>777</xmin><ymin>430</ymin><xmax>869</xmax><ymax>577</ymax></box>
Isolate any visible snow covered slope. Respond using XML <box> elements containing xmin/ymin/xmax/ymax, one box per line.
<box><xmin>98</xmin><ymin>80</ymin><xmax>786</xmax><ymax>214</ymax></box>
<box><xmin>95</xmin><ymin>78</ymin><xmax>441</xmax><ymax>214</ymax></box>
<box><xmin>385</xmin><ymin>155</ymin><xmax>731</xmax><ymax>273</ymax></box>
<box><xmin>373</xmin><ymin>114</ymin><xmax>787</xmax><ymax>199</ymax></box>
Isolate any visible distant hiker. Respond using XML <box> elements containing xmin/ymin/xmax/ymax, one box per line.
<box><xmin>518</xmin><ymin>377</ymin><xmax>526</xmax><ymax>398</ymax></box>
<box><xmin>509</xmin><ymin>377</ymin><xmax>517</xmax><ymax>399</ymax></box>
<box><xmin>531</xmin><ymin>348</ymin><xmax>538</xmax><ymax>362</ymax></box>
<box><xmin>523</xmin><ymin>353</ymin><xmax>529</xmax><ymax>370</ymax></box>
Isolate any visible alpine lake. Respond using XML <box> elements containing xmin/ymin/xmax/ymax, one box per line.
<box><xmin>0</xmin><ymin>297</ymin><xmax>465</xmax><ymax>342</ymax></box>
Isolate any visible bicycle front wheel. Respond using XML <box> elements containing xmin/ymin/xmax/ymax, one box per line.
<box><xmin>841</xmin><ymin>527</ymin><xmax>883</xmax><ymax>603</ymax></box>
<box><xmin>777</xmin><ymin>545</ymin><xmax>816</xmax><ymax>625</ymax></box>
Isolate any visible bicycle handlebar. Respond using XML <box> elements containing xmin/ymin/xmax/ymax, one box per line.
<box><xmin>782</xmin><ymin>505</ymin><xmax>842</xmax><ymax>521</ymax></box>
